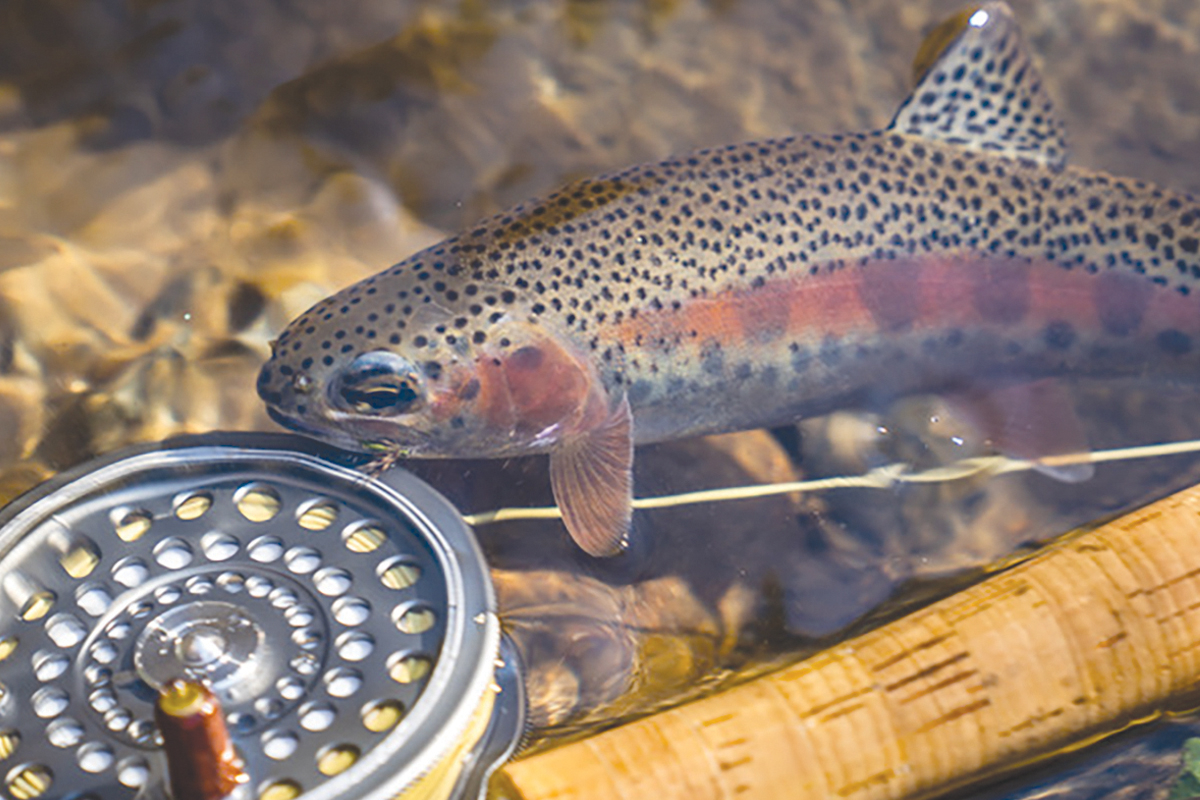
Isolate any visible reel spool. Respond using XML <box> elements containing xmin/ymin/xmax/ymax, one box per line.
<box><xmin>0</xmin><ymin>434</ymin><xmax>524</xmax><ymax>800</ymax></box>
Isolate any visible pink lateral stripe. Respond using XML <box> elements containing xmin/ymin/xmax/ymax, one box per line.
<box><xmin>614</xmin><ymin>257</ymin><xmax>1200</xmax><ymax>357</ymax></box>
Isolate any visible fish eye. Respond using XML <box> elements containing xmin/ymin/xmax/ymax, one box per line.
<box><xmin>333</xmin><ymin>351</ymin><xmax>424</xmax><ymax>416</ymax></box>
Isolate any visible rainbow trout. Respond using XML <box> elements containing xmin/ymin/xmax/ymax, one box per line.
<box><xmin>258</xmin><ymin>3</ymin><xmax>1200</xmax><ymax>556</ymax></box>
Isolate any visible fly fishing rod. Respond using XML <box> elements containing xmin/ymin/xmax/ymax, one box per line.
<box><xmin>498</xmin><ymin>476</ymin><xmax>1200</xmax><ymax>800</ymax></box>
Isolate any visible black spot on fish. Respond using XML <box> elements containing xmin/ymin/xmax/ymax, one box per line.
<box><xmin>858</xmin><ymin>262</ymin><xmax>919</xmax><ymax>331</ymax></box>
<box><xmin>1043</xmin><ymin>320</ymin><xmax>1075</xmax><ymax>350</ymax></box>
<box><xmin>1094</xmin><ymin>271</ymin><xmax>1151</xmax><ymax>337</ymax></box>
<box><xmin>1156</xmin><ymin>329</ymin><xmax>1192</xmax><ymax>355</ymax></box>
<box><xmin>627</xmin><ymin>379</ymin><xmax>653</xmax><ymax>404</ymax></box>
<box><xmin>819</xmin><ymin>338</ymin><xmax>842</xmax><ymax>367</ymax></box>
<box><xmin>700</xmin><ymin>342</ymin><xmax>725</xmax><ymax>376</ymax></box>
<box><xmin>789</xmin><ymin>343</ymin><xmax>811</xmax><ymax>373</ymax></box>
<box><xmin>973</xmin><ymin>261</ymin><xmax>1030</xmax><ymax>325</ymax></box>
<box><xmin>424</xmin><ymin>361</ymin><xmax>443</xmax><ymax>380</ymax></box>
<box><xmin>734</xmin><ymin>362</ymin><xmax>753</xmax><ymax>380</ymax></box>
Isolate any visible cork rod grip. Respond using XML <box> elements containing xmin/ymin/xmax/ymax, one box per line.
<box><xmin>499</xmin><ymin>482</ymin><xmax>1200</xmax><ymax>800</ymax></box>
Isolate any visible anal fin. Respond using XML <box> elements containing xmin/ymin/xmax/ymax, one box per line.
<box><xmin>943</xmin><ymin>379</ymin><xmax>1094</xmax><ymax>483</ymax></box>
<box><xmin>549</xmin><ymin>395</ymin><xmax>634</xmax><ymax>557</ymax></box>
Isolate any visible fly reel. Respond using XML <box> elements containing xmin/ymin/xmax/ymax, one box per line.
<box><xmin>0</xmin><ymin>434</ymin><xmax>523</xmax><ymax>800</ymax></box>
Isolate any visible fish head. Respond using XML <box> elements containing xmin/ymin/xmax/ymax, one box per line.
<box><xmin>257</xmin><ymin>271</ymin><xmax>609</xmax><ymax>460</ymax></box>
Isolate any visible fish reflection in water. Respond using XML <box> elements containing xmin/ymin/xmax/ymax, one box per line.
<box><xmin>259</xmin><ymin>2</ymin><xmax>1200</xmax><ymax>564</ymax></box>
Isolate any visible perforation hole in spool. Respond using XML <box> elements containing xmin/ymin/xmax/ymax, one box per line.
<box><xmin>44</xmin><ymin>615</ymin><xmax>85</xmax><ymax>649</ymax></box>
<box><xmin>331</xmin><ymin>597</ymin><xmax>370</xmax><ymax>627</ymax></box>
<box><xmin>235</xmin><ymin>484</ymin><xmax>281</xmax><ymax>522</ymax></box>
<box><xmin>298</xmin><ymin>702</ymin><xmax>336</xmax><ymax>732</ymax></box>
<box><xmin>155</xmin><ymin>585</ymin><xmax>181</xmax><ymax>605</ymax></box>
<box><xmin>75</xmin><ymin>744</ymin><xmax>112</xmax><ymax>774</ymax></box>
<box><xmin>174</xmin><ymin>493</ymin><xmax>212</xmax><ymax>521</ymax></box>
<box><xmin>6</xmin><ymin>764</ymin><xmax>52</xmax><ymax>799</ymax></box>
<box><xmin>32</xmin><ymin>651</ymin><xmax>68</xmax><ymax>682</ymax></box>
<box><xmin>361</xmin><ymin>699</ymin><xmax>404</xmax><ymax>733</ymax></box>
<box><xmin>258</xmin><ymin>779</ymin><xmax>301</xmax><ymax>800</ymax></box>
<box><xmin>255</xmin><ymin>698</ymin><xmax>283</xmax><ymax>721</ymax></box>
<box><xmin>316</xmin><ymin>744</ymin><xmax>359</xmax><ymax>776</ymax></box>
<box><xmin>378</xmin><ymin>558</ymin><xmax>421</xmax><ymax>590</ymax></box>
<box><xmin>111</xmin><ymin>558</ymin><xmax>149</xmax><ymax>589</ymax></box>
<box><xmin>19</xmin><ymin>591</ymin><xmax>54</xmax><ymax>622</ymax></box>
<box><xmin>284</xmin><ymin>605</ymin><xmax>314</xmax><ymax>628</ymax></box>
<box><xmin>75</xmin><ymin>585</ymin><xmax>110</xmax><ymax>617</ymax></box>
<box><xmin>115</xmin><ymin>758</ymin><xmax>148</xmax><ymax>788</ymax></box>
<box><xmin>245</xmin><ymin>575</ymin><xmax>274</xmax><ymax>597</ymax></box>
<box><xmin>262</xmin><ymin>730</ymin><xmax>298</xmax><ymax>761</ymax></box>
<box><xmin>393</xmin><ymin>604</ymin><xmax>436</xmax><ymax>635</ymax></box>
<box><xmin>313</xmin><ymin>568</ymin><xmax>351</xmax><ymax>597</ymax></box>
<box><xmin>112</xmin><ymin>509</ymin><xmax>152</xmax><ymax>543</ymax></box>
<box><xmin>269</xmin><ymin>588</ymin><xmax>298</xmax><ymax>610</ymax></box>
<box><xmin>276</xmin><ymin>677</ymin><xmax>304</xmax><ymax>701</ymax></box>
<box><xmin>45</xmin><ymin>720</ymin><xmax>82</xmax><ymax>749</ymax></box>
<box><xmin>283</xmin><ymin>547</ymin><xmax>321</xmax><ymax>575</ymax></box>
<box><xmin>297</xmin><ymin>502</ymin><xmax>338</xmax><ymax>531</ymax></box>
<box><xmin>336</xmin><ymin>632</ymin><xmax>374</xmax><ymax>662</ymax></box>
<box><xmin>248</xmin><ymin>536</ymin><xmax>284</xmax><ymax>563</ymax></box>
<box><xmin>324</xmin><ymin>668</ymin><xmax>362</xmax><ymax>698</ymax></box>
<box><xmin>342</xmin><ymin>522</ymin><xmax>386</xmax><ymax>554</ymax></box>
<box><xmin>387</xmin><ymin>653</ymin><xmax>431</xmax><ymax>685</ymax></box>
<box><xmin>0</xmin><ymin>731</ymin><xmax>17</xmax><ymax>760</ymax></box>
<box><xmin>153</xmin><ymin>538</ymin><xmax>193</xmax><ymax>570</ymax></box>
<box><xmin>32</xmin><ymin>688</ymin><xmax>68</xmax><ymax>719</ymax></box>
<box><xmin>202</xmin><ymin>532</ymin><xmax>239</xmax><ymax>562</ymax></box>
<box><xmin>58</xmin><ymin>539</ymin><xmax>99</xmax><ymax>580</ymax></box>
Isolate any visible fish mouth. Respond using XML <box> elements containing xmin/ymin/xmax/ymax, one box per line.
<box><xmin>265</xmin><ymin>405</ymin><xmax>435</xmax><ymax>456</ymax></box>
<box><xmin>265</xmin><ymin>406</ymin><xmax>366</xmax><ymax>452</ymax></box>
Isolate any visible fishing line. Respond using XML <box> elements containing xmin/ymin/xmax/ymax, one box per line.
<box><xmin>461</xmin><ymin>437</ymin><xmax>1200</xmax><ymax>526</ymax></box>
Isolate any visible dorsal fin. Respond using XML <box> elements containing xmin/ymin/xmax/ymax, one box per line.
<box><xmin>888</xmin><ymin>2</ymin><xmax>1068</xmax><ymax>169</ymax></box>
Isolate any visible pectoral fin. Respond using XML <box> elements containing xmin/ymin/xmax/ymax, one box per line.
<box><xmin>549</xmin><ymin>395</ymin><xmax>634</xmax><ymax>557</ymax></box>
